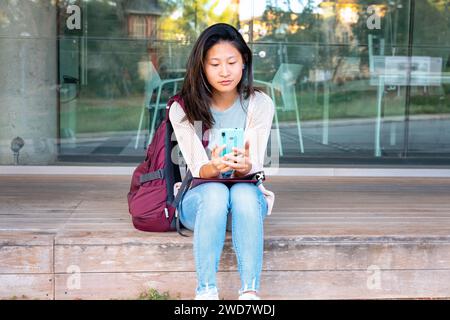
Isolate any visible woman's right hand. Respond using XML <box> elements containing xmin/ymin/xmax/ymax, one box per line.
<box><xmin>211</xmin><ymin>144</ymin><xmax>233</xmax><ymax>174</ymax></box>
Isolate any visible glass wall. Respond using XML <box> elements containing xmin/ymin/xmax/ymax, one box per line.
<box><xmin>1</xmin><ymin>0</ymin><xmax>449</xmax><ymax>166</ymax></box>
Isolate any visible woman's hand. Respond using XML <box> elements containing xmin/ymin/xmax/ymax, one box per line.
<box><xmin>211</xmin><ymin>144</ymin><xmax>234</xmax><ymax>174</ymax></box>
<box><xmin>221</xmin><ymin>141</ymin><xmax>252</xmax><ymax>177</ymax></box>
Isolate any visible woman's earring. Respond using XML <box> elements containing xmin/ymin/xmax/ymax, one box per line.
<box><xmin>242</xmin><ymin>64</ymin><xmax>246</xmax><ymax>70</ymax></box>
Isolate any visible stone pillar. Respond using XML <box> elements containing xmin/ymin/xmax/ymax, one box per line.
<box><xmin>0</xmin><ymin>0</ymin><xmax>58</xmax><ymax>165</ymax></box>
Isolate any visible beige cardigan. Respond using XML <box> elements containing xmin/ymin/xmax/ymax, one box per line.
<box><xmin>169</xmin><ymin>90</ymin><xmax>275</xmax><ymax>215</ymax></box>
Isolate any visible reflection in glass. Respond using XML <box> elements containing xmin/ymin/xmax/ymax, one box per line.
<box><xmin>3</xmin><ymin>0</ymin><xmax>447</xmax><ymax>165</ymax></box>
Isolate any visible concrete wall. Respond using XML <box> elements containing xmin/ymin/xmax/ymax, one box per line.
<box><xmin>0</xmin><ymin>1</ymin><xmax>58</xmax><ymax>165</ymax></box>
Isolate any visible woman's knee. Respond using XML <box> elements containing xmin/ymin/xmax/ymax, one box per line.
<box><xmin>230</xmin><ymin>183</ymin><xmax>265</xmax><ymax>217</ymax></box>
<box><xmin>194</xmin><ymin>182</ymin><xmax>230</xmax><ymax>215</ymax></box>
<box><xmin>180</xmin><ymin>182</ymin><xmax>230</xmax><ymax>229</ymax></box>
<box><xmin>230</xmin><ymin>183</ymin><xmax>258</xmax><ymax>203</ymax></box>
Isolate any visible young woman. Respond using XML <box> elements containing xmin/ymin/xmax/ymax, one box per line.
<box><xmin>169</xmin><ymin>23</ymin><xmax>275</xmax><ymax>300</ymax></box>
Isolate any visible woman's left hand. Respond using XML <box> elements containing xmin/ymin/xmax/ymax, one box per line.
<box><xmin>221</xmin><ymin>141</ymin><xmax>252</xmax><ymax>177</ymax></box>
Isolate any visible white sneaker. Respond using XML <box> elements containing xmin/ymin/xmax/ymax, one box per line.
<box><xmin>238</xmin><ymin>292</ymin><xmax>261</xmax><ymax>300</ymax></box>
<box><xmin>195</xmin><ymin>288</ymin><xmax>219</xmax><ymax>300</ymax></box>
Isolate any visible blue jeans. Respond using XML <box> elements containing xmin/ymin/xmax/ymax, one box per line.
<box><xmin>178</xmin><ymin>182</ymin><xmax>269</xmax><ymax>296</ymax></box>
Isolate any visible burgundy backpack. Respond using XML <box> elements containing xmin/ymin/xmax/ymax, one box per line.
<box><xmin>127</xmin><ymin>94</ymin><xmax>208</xmax><ymax>235</ymax></box>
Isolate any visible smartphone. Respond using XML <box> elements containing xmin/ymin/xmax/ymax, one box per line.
<box><xmin>219</xmin><ymin>128</ymin><xmax>244</xmax><ymax>157</ymax></box>
<box><xmin>218</xmin><ymin>128</ymin><xmax>244</xmax><ymax>178</ymax></box>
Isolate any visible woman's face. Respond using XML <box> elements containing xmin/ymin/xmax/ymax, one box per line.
<box><xmin>204</xmin><ymin>41</ymin><xmax>244</xmax><ymax>95</ymax></box>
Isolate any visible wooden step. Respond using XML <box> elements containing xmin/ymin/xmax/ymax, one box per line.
<box><xmin>2</xmin><ymin>230</ymin><xmax>450</xmax><ymax>299</ymax></box>
<box><xmin>1</xmin><ymin>175</ymin><xmax>450</xmax><ymax>299</ymax></box>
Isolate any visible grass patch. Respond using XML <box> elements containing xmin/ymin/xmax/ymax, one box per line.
<box><xmin>137</xmin><ymin>288</ymin><xmax>180</xmax><ymax>300</ymax></box>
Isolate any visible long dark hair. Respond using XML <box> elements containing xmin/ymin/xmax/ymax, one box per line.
<box><xmin>180</xmin><ymin>23</ymin><xmax>258</xmax><ymax>129</ymax></box>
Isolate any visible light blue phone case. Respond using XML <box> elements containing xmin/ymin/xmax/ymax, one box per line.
<box><xmin>219</xmin><ymin>128</ymin><xmax>244</xmax><ymax>178</ymax></box>
<box><xmin>219</xmin><ymin>128</ymin><xmax>244</xmax><ymax>157</ymax></box>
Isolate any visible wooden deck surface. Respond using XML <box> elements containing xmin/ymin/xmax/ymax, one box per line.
<box><xmin>1</xmin><ymin>175</ymin><xmax>450</xmax><ymax>300</ymax></box>
<box><xmin>1</xmin><ymin>175</ymin><xmax>450</xmax><ymax>238</ymax></box>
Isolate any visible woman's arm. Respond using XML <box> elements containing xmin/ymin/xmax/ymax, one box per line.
<box><xmin>245</xmin><ymin>92</ymin><xmax>275</xmax><ymax>174</ymax></box>
<box><xmin>170</xmin><ymin>102</ymin><xmax>231</xmax><ymax>178</ymax></box>
<box><xmin>169</xmin><ymin>103</ymin><xmax>210</xmax><ymax>178</ymax></box>
<box><xmin>220</xmin><ymin>92</ymin><xmax>275</xmax><ymax>177</ymax></box>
